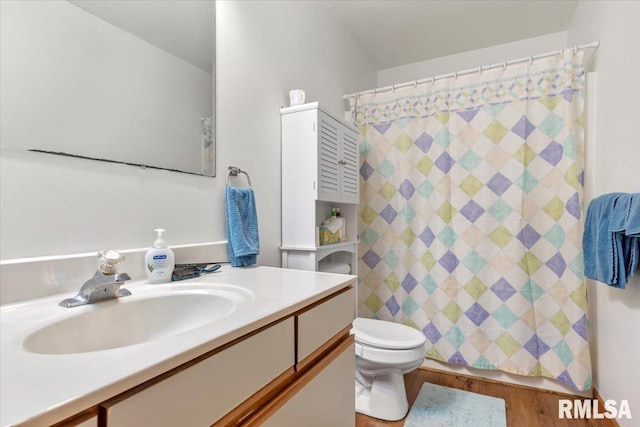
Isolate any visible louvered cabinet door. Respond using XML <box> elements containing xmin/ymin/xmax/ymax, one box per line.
<box><xmin>317</xmin><ymin>114</ymin><xmax>341</xmax><ymax>202</ymax></box>
<box><xmin>317</xmin><ymin>112</ymin><xmax>360</xmax><ymax>204</ymax></box>
<box><xmin>340</xmin><ymin>127</ymin><xmax>359</xmax><ymax>204</ymax></box>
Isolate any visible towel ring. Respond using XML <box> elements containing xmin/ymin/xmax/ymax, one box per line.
<box><xmin>226</xmin><ymin>166</ymin><xmax>252</xmax><ymax>187</ymax></box>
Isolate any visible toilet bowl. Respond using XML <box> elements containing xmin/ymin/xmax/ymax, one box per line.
<box><xmin>351</xmin><ymin>317</ymin><xmax>426</xmax><ymax>421</ymax></box>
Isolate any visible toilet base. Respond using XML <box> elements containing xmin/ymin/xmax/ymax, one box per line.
<box><xmin>355</xmin><ymin>368</ymin><xmax>408</xmax><ymax>421</ymax></box>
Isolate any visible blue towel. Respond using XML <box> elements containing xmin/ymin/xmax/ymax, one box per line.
<box><xmin>623</xmin><ymin>194</ymin><xmax>640</xmax><ymax>276</ymax></box>
<box><xmin>583</xmin><ymin>192</ymin><xmax>640</xmax><ymax>288</ymax></box>
<box><xmin>225</xmin><ymin>186</ymin><xmax>259</xmax><ymax>267</ymax></box>
<box><xmin>626</xmin><ymin>194</ymin><xmax>640</xmax><ymax>235</ymax></box>
<box><xmin>608</xmin><ymin>194</ymin><xmax>632</xmax><ymax>232</ymax></box>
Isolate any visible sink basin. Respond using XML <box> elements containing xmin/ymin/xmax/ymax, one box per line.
<box><xmin>23</xmin><ymin>287</ymin><xmax>246</xmax><ymax>355</ymax></box>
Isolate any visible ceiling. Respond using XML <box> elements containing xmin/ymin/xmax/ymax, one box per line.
<box><xmin>67</xmin><ymin>1</ymin><xmax>578</xmax><ymax>73</ymax></box>
<box><xmin>323</xmin><ymin>0</ymin><xmax>579</xmax><ymax>70</ymax></box>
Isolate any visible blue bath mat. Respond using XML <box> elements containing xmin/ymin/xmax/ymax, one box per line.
<box><xmin>404</xmin><ymin>382</ymin><xmax>506</xmax><ymax>427</ymax></box>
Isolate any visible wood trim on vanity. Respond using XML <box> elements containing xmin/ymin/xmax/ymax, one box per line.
<box><xmin>216</xmin><ymin>322</ymin><xmax>354</xmax><ymax>426</ymax></box>
<box><xmin>51</xmin><ymin>408</ymin><xmax>98</xmax><ymax>427</ymax></box>
<box><xmin>211</xmin><ymin>367</ymin><xmax>296</xmax><ymax>427</ymax></box>
<box><xmin>296</xmin><ymin>324</ymin><xmax>352</xmax><ymax>372</ymax></box>
<box><xmin>240</xmin><ymin>334</ymin><xmax>355</xmax><ymax>426</ymax></box>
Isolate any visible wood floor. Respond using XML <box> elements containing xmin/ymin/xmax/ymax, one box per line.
<box><xmin>355</xmin><ymin>367</ymin><xmax>617</xmax><ymax>427</ymax></box>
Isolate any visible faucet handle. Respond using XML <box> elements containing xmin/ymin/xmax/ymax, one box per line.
<box><xmin>97</xmin><ymin>249</ymin><xmax>125</xmax><ymax>275</ymax></box>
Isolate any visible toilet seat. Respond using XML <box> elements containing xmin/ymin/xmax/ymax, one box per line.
<box><xmin>351</xmin><ymin>317</ymin><xmax>426</xmax><ymax>350</ymax></box>
<box><xmin>355</xmin><ymin>341</ymin><xmax>425</xmax><ymax>367</ymax></box>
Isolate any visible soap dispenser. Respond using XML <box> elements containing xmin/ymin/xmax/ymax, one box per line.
<box><xmin>145</xmin><ymin>228</ymin><xmax>175</xmax><ymax>284</ymax></box>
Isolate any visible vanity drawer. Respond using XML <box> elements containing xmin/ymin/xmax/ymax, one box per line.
<box><xmin>296</xmin><ymin>287</ymin><xmax>354</xmax><ymax>367</ymax></box>
<box><xmin>102</xmin><ymin>318</ymin><xmax>294</xmax><ymax>427</ymax></box>
<box><xmin>261</xmin><ymin>340</ymin><xmax>355</xmax><ymax>427</ymax></box>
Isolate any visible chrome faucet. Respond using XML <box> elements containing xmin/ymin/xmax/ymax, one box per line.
<box><xmin>59</xmin><ymin>250</ymin><xmax>132</xmax><ymax>308</ymax></box>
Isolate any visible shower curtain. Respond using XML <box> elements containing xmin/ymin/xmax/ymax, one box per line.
<box><xmin>352</xmin><ymin>49</ymin><xmax>591</xmax><ymax>391</ymax></box>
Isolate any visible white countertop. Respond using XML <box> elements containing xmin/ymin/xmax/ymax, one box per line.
<box><xmin>0</xmin><ymin>266</ymin><xmax>355</xmax><ymax>427</ymax></box>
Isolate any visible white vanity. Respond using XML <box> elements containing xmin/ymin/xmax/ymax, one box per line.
<box><xmin>1</xmin><ymin>266</ymin><xmax>356</xmax><ymax>427</ymax></box>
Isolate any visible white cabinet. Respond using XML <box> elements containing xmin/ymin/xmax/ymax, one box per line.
<box><xmin>281</xmin><ymin>102</ymin><xmax>359</xmax><ymax>205</ymax></box>
<box><xmin>261</xmin><ymin>341</ymin><xmax>355</xmax><ymax>427</ymax></box>
<box><xmin>87</xmin><ymin>287</ymin><xmax>355</xmax><ymax>427</ymax></box>
<box><xmin>296</xmin><ymin>287</ymin><xmax>355</xmax><ymax>367</ymax></box>
<box><xmin>241</xmin><ymin>287</ymin><xmax>356</xmax><ymax>426</ymax></box>
<box><xmin>102</xmin><ymin>319</ymin><xmax>295</xmax><ymax>427</ymax></box>
<box><xmin>281</xmin><ymin>103</ymin><xmax>359</xmax><ymax>274</ymax></box>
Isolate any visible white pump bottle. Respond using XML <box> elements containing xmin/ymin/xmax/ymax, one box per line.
<box><xmin>145</xmin><ymin>228</ymin><xmax>175</xmax><ymax>283</ymax></box>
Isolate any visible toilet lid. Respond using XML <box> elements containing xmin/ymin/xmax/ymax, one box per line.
<box><xmin>351</xmin><ymin>317</ymin><xmax>426</xmax><ymax>350</ymax></box>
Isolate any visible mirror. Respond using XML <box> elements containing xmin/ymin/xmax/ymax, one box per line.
<box><xmin>0</xmin><ymin>0</ymin><xmax>215</xmax><ymax>176</ymax></box>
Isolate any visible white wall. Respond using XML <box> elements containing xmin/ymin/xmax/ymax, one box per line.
<box><xmin>377</xmin><ymin>31</ymin><xmax>567</xmax><ymax>87</ymax></box>
<box><xmin>568</xmin><ymin>2</ymin><xmax>640</xmax><ymax>424</ymax></box>
<box><xmin>215</xmin><ymin>0</ymin><xmax>376</xmax><ymax>267</ymax></box>
<box><xmin>0</xmin><ymin>0</ymin><xmax>375</xmax><ymax>272</ymax></box>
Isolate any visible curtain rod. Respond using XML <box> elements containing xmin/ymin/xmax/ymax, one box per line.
<box><xmin>343</xmin><ymin>41</ymin><xmax>600</xmax><ymax>100</ymax></box>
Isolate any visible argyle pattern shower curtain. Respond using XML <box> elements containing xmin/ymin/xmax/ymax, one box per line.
<box><xmin>352</xmin><ymin>49</ymin><xmax>591</xmax><ymax>391</ymax></box>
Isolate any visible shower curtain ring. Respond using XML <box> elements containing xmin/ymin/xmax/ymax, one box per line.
<box><xmin>454</xmin><ymin>71</ymin><xmax>458</xmax><ymax>80</ymax></box>
<box><xmin>529</xmin><ymin>56</ymin><xmax>533</xmax><ymax>65</ymax></box>
<box><xmin>573</xmin><ymin>45</ymin><xmax>578</xmax><ymax>54</ymax></box>
<box><xmin>414</xmin><ymin>80</ymin><xmax>418</xmax><ymax>88</ymax></box>
<box><xmin>503</xmin><ymin>61</ymin><xmax>507</xmax><ymax>71</ymax></box>
<box><xmin>478</xmin><ymin>66</ymin><xmax>482</xmax><ymax>75</ymax></box>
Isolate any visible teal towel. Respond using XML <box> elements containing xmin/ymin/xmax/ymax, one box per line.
<box><xmin>583</xmin><ymin>193</ymin><xmax>640</xmax><ymax>288</ymax></box>
<box><xmin>225</xmin><ymin>187</ymin><xmax>259</xmax><ymax>267</ymax></box>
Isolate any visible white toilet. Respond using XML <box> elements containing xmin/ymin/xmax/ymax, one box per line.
<box><xmin>351</xmin><ymin>317</ymin><xmax>427</xmax><ymax>421</ymax></box>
